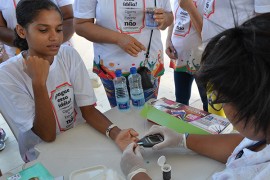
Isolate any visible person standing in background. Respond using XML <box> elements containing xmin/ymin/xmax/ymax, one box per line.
<box><xmin>0</xmin><ymin>0</ymin><xmax>74</xmax><ymax>59</ymax></box>
<box><xmin>202</xmin><ymin>0</ymin><xmax>270</xmax><ymax>45</ymax></box>
<box><xmin>166</xmin><ymin>0</ymin><xmax>208</xmax><ymax>111</ymax></box>
<box><xmin>73</xmin><ymin>0</ymin><xmax>173</xmax><ymax>107</ymax></box>
<box><xmin>179</xmin><ymin>0</ymin><xmax>270</xmax><ymax>116</ymax></box>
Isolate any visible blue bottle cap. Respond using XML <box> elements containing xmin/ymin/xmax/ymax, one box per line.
<box><xmin>130</xmin><ymin>67</ymin><xmax>137</xmax><ymax>74</ymax></box>
<box><xmin>115</xmin><ymin>69</ymin><xmax>122</xmax><ymax>77</ymax></box>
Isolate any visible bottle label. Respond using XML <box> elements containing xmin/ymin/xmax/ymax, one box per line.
<box><xmin>130</xmin><ymin>88</ymin><xmax>145</xmax><ymax>108</ymax></box>
<box><xmin>118</xmin><ymin>101</ymin><xmax>130</xmax><ymax>110</ymax></box>
<box><xmin>132</xmin><ymin>98</ymin><xmax>145</xmax><ymax>107</ymax></box>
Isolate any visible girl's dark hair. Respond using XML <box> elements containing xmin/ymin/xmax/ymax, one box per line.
<box><xmin>196</xmin><ymin>13</ymin><xmax>270</xmax><ymax>135</ymax></box>
<box><xmin>14</xmin><ymin>0</ymin><xmax>62</xmax><ymax>51</ymax></box>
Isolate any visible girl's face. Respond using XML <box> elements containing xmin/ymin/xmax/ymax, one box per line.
<box><xmin>223</xmin><ymin>103</ymin><xmax>265</xmax><ymax>141</ymax></box>
<box><xmin>18</xmin><ymin>9</ymin><xmax>63</xmax><ymax>62</ymax></box>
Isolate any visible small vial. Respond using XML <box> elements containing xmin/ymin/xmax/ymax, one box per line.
<box><xmin>162</xmin><ymin>164</ymin><xmax>171</xmax><ymax>180</ymax></box>
<box><xmin>158</xmin><ymin>155</ymin><xmax>172</xmax><ymax>180</ymax></box>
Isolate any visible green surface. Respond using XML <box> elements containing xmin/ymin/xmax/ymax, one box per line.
<box><xmin>140</xmin><ymin>103</ymin><xmax>210</xmax><ymax>134</ymax></box>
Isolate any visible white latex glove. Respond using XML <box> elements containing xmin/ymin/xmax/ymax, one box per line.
<box><xmin>145</xmin><ymin>125</ymin><xmax>184</xmax><ymax>150</ymax></box>
<box><xmin>120</xmin><ymin>143</ymin><xmax>147</xmax><ymax>179</ymax></box>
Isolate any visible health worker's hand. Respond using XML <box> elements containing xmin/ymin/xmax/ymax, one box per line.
<box><xmin>115</xmin><ymin>128</ymin><xmax>139</xmax><ymax>151</ymax></box>
<box><xmin>23</xmin><ymin>56</ymin><xmax>50</xmax><ymax>85</ymax></box>
<box><xmin>117</xmin><ymin>34</ymin><xmax>146</xmax><ymax>57</ymax></box>
<box><xmin>166</xmin><ymin>40</ymin><xmax>178</xmax><ymax>59</ymax></box>
<box><xmin>120</xmin><ymin>143</ymin><xmax>146</xmax><ymax>177</ymax></box>
<box><xmin>145</xmin><ymin>125</ymin><xmax>184</xmax><ymax>150</ymax></box>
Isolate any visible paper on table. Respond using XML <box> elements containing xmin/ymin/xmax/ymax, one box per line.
<box><xmin>7</xmin><ymin>163</ymin><xmax>53</xmax><ymax>180</ymax></box>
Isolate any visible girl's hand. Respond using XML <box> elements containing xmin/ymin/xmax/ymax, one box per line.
<box><xmin>117</xmin><ymin>34</ymin><xmax>146</xmax><ymax>57</ymax></box>
<box><xmin>115</xmin><ymin>128</ymin><xmax>139</xmax><ymax>151</ymax></box>
<box><xmin>23</xmin><ymin>56</ymin><xmax>50</xmax><ymax>85</ymax></box>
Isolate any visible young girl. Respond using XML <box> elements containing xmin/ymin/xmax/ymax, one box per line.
<box><xmin>0</xmin><ymin>0</ymin><xmax>138</xmax><ymax>162</ymax></box>
<box><xmin>0</xmin><ymin>0</ymin><xmax>74</xmax><ymax>59</ymax></box>
<box><xmin>120</xmin><ymin>13</ymin><xmax>270</xmax><ymax>179</ymax></box>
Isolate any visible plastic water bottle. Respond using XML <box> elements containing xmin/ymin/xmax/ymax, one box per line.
<box><xmin>113</xmin><ymin>69</ymin><xmax>130</xmax><ymax>112</ymax></box>
<box><xmin>128</xmin><ymin>67</ymin><xmax>145</xmax><ymax>109</ymax></box>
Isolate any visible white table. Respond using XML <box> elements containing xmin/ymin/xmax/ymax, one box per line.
<box><xmin>24</xmin><ymin>108</ymin><xmax>225</xmax><ymax>180</ymax></box>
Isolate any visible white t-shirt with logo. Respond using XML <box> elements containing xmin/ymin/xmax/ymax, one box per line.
<box><xmin>0</xmin><ymin>46</ymin><xmax>96</xmax><ymax>162</ymax></box>
<box><xmin>202</xmin><ymin>0</ymin><xmax>270</xmax><ymax>44</ymax></box>
<box><xmin>0</xmin><ymin>0</ymin><xmax>73</xmax><ymax>58</ymax></box>
<box><xmin>212</xmin><ymin>138</ymin><xmax>270</xmax><ymax>179</ymax></box>
<box><xmin>169</xmin><ymin>0</ymin><xmax>203</xmax><ymax>74</ymax></box>
<box><xmin>74</xmin><ymin>0</ymin><xmax>171</xmax><ymax>77</ymax></box>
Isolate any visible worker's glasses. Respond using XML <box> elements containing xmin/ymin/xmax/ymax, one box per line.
<box><xmin>208</xmin><ymin>92</ymin><xmax>224</xmax><ymax>111</ymax></box>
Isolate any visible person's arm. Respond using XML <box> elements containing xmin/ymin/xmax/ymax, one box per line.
<box><xmin>0</xmin><ymin>11</ymin><xmax>16</xmax><ymax>47</ymax></box>
<box><xmin>145</xmin><ymin>125</ymin><xmax>244</xmax><ymax>164</ymax></box>
<box><xmin>154</xmin><ymin>9</ymin><xmax>173</xmax><ymax>30</ymax></box>
<box><xmin>166</xmin><ymin>23</ymin><xmax>174</xmax><ymax>44</ymax></box>
<box><xmin>59</xmin><ymin>5</ymin><xmax>74</xmax><ymax>43</ymax></box>
<box><xmin>74</xmin><ymin>18</ymin><xmax>145</xmax><ymax>57</ymax></box>
<box><xmin>24</xmin><ymin>56</ymin><xmax>57</xmax><ymax>142</ymax></box>
<box><xmin>179</xmin><ymin>0</ymin><xmax>203</xmax><ymax>37</ymax></box>
<box><xmin>165</xmin><ymin>23</ymin><xmax>177</xmax><ymax>59</ymax></box>
<box><xmin>186</xmin><ymin>133</ymin><xmax>244</xmax><ymax>163</ymax></box>
<box><xmin>80</xmin><ymin>105</ymin><xmax>139</xmax><ymax>151</ymax></box>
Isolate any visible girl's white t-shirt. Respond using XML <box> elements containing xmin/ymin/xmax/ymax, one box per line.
<box><xmin>0</xmin><ymin>46</ymin><xmax>96</xmax><ymax>162</ymax></box>
<box><xmin>74</xmin><ymin>0</ymin><xmax>171</xmax><ymax>77</ymax></box>
<box><xmin>0</xmin><ymin>0</ymin><xmax>73</xmax><ymax>58</ymax></box>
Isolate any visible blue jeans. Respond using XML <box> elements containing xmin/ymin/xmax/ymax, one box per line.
<box><xmin>174</xmin><ymin>71</ymin><xmax>208</xmax><ymax>111</ymax></box>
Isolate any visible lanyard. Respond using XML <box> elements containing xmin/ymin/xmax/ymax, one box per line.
<box><xmin>143</xmin><ymin>0</ymin><xmax>157</xmax><ymax>65</ymax></box>
<box><xmin>235</xmin><ymin>140</ymin><xmax>266</xmax><ymax>160</ymax></box>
